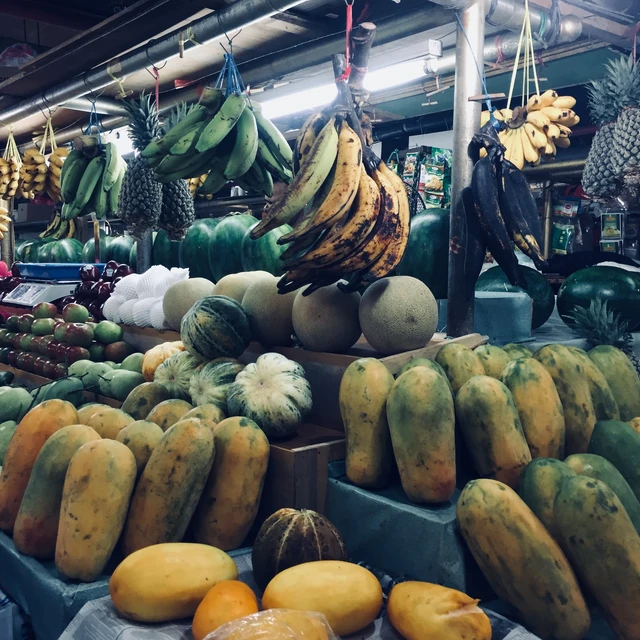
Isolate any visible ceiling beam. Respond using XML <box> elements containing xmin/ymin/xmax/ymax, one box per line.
<box><xmin>0</xmin><ymin>0</ymin><xmax>103</xmax><ymax>30</ymax></box>
<box><xmin>270</xmin><ymin>10</ymin><xmax>336</xmax><ymax>35</ymax></box>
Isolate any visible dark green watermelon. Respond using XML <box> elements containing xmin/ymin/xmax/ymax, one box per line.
<box><xmin>14</xmin><ymin>240</ymin><xmax>28</xmax><ymax>262</ymax></box>
<box><xmin>153</xmin><ymin>229</ymin><xmax>182</xmax><ymax>268</ymax></box>
<box><xmin>557</xmin><ymin>266</ymin><xmax>640</xmax><ymax>331</ymax></box>
<box><xmin>81</xmin><ymin>232</ymin><xmax>113</xmax><ymax>264</ymax></box>
<box><xmin>48</xmin><ymin>238</ymin><xmax>83</xmax><ymax>263</ymax></box>
<box><xmin>129</xmin><ymin>241</ymin><xmax>137</xmax><ymax>271</ymax></box>
<box><xmin>241</xmin><ymin>223</ymin><xmax>292</xmax><ymax>276</ymax></box>
<box><xmin>179</xmin><ymin>219</ymin><xmax>221</xmax><ymax>280</ymax></box>
<box><xmin>209</xmin><ymin>214</ymin><xmax>259</xmax><ymax>282</ymax></box>
<box><xmin>107</xmin><ymin>235</ymin><xmax>135</xmax><ymax>265</ymax></box>
<box><xmin>23</xmin><ymin>239</ymin><xmax>49</xmax><ymax>263</ymax></box>
<box><xmin>476</xmin><ymin>265</ymin><xmax>555</xmax><ymax>329</ymax></box>
<box><xmin>396</xmin><ymin>209</ymin><xmax>449</xmax><ymax>299</ymax></box>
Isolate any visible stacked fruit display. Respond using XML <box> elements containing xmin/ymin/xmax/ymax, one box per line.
<box><xmin>480</xmin><ymin>90</ymin><xmax>580</xmax><ymax>168</ymax></box>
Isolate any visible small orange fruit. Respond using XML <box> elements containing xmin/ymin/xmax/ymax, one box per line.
<box><xmin>192</xmin><ymin>580</ymin><xmax>259</xmax><ymax>640</ymax></box>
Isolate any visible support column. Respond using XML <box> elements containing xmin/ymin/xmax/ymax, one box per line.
<box><xmin>447</xmin><ymin>0</ymin><xmax>487</xmax><ymax>337</ymax></box>
<box><xmin>136</xmin><ymin>231</ymin><xmax>153</xmax><ymax>274</ymax></box>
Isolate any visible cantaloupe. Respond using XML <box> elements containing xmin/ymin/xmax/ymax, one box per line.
<box><xmin>359</xmin><ymin>276</ymin><xmax>438</xmax><ymax>355</ymax></box>
<box><xmin>292</xmin><ymin>283</ymin><xmax>361</xmax><ymax>353</ymax></box>
<box><xmin>242</xmin><ymin>277</ymin><xmax>295</xmax><ymax>346</ymax></box>
<box><xmin>212</xmin><ymin>272</ymin><xmax>274</xmax><ymax>304</ymax></box>
<box><xmin>163</xmin><ymin>278</ymin><xmax>216</xmax><ymax>330</ymax></box>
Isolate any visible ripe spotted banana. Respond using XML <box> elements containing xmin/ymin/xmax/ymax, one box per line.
<box><xmin>250</xmin><ymin>117</ymin><xmax>339</xmax><ymax>239</ymax></box>
<box><xmin>546</xmin><ymin>123</ymin><xmax>561</xmax><ymax>140</ymax></box>
<box><xmin>524</xmin><ymin>122</ymin><xmax>547</xmax><ymax>150</ymax></box>
<box><xmin>527</xmin><ymin>90</ymin><xmax>558</xmax><ymax>112</ymax></box>
<box><xmin>553</xmin><ymin>96</ymin><xmax>576</xmax><ymax>109</ymax></box>
<box><xmin>520</xmin><ymin>127</ymin><xmax>540</xmax><ymax>165</ymax></box>
<box><xmin>555</xmin><ymin>136</ymin><xmax>571</xmax><ymax>149</ymax></box>
<box><xmin>544</xmin><ymin>138</ymin><xmax>557</xmax><ymax>157</ymax></box>
<box><xmin>527</xmin><ymin>111</ymin><xmax>551</xmax><ymax>129</ymax></box>
<box><xmin>224</xmin><ymin>107</ymin><xmax>259</xmax><ymax>180</ymax></box>
<box><xmin>540</xmin><ymin>106</ymin><xmax>569</xmax><ymax>122</ymax></box>
<box><xmin>294</xmin><ymin>111</ymin><xmax>330</xmax><ymax>174</ymax></box>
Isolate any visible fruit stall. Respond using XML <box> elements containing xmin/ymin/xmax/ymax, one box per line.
<box><xmin>0</xmin><ymin>1</ymin><xmax>638</xmax><ymax>640</ymax></box>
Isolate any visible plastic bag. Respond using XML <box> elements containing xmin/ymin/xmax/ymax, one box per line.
<box><xmin>203</xmin><ymin>609</ymin><xmax>338</xmax><ymax>640</ymax></box>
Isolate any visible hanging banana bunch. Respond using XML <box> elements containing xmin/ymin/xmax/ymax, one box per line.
<box><xmin>0</xmin><ymin>130</ymin><xmax>20</xmax><ymax>200</ymax></box>
<box><xmin>41</xmin><ymin>119</ymin><xmax>70</xmax><ymax>202</ymax></box>
<box><xmin>0</xmin><ymin>205</ymin><xmax>12</xmax><ymax>240</ymax></box>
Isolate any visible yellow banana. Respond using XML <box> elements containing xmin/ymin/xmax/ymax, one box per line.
<box><xmin>0</xmin><ymin>166</ymin><xmax>9</xmax><ymax>176</ymax></box>
<box><xmin>555</xmin><ymin>136</ymin><xmax>571</xmax><ymax>149</ymax></box>
<box><xmin>498</xmin><ymin>108</ymin><xmax>514</xmax><ymax>122</ymax></box>
<box><xmin>520</xmin><ymin>127</ymin><xmax>540</xmax><ymax>165</ymax></box>
<box><xmin>49</xmin><ymin>163</ymin><xmax>62</xmax><ymax>178</ymax></box>
<box><xmin>481</xmin><ymin>111</ymin><xmax>491</xmax><ymax>126</ymax></box>
<box><xmin>498</xmin><ymin>129</ymin><xmax>510</xmax><ymax>154</ymax></box>
<box><xmin>539</xmin><ymin>89</ymin><xmax>558</xmax><ymax>108</ymax></box>
<box><xmin>527</xmin><ymin>111</ymin><xmax>551</xmax><ymax>129</ymax></box>
<box><xmin>294</xmin><ymin>111</ymin><xmax>330</xmax><ymax>173</ymax></box>
<box><xmin>524</xmin><ymin>122</ymin><xmax>548</xmax><ymax>150</ymax></box>
<box><xmin>0</xmin><ymin>223</ymin><xmax>10</xmax><ymax>233</ymax></box>
<box><xmin>527</xmin><ymin>94</ymin><xmax>542</xmax><ymax>111</ymax></box>
<box><xmin>546</xmin><ymin>123</ymin><xmax>561</xmax><ymax>140</ymax></box>
<box><xmin>509</xmin><ymin>129</ymin><xmax>525</xmax><ymax>169</ymax></box>
<box><xmin>540</xmin><ymin>106</ymin><xmax>568</xmax><ymax>121</ymax></box>
<box><xmin>556</xmin><ymin>124</ymin><xmax>572</xmax><ymax>138</ymax></box>
<box><xmin>53</xmin><ymin>147</ymin><xmax>70</xmax><ymax>158</ymax></box>
<box><xmin>553</xmin><ymin>96</ymin><xmax>576</xmax><ymax>109</ymax></box>
<box><xmin>557</xmin><ymin>110</ymin><xmax>578</xmax><ymax>126</ymax></box>
<box><xmin>23</xmin><ymin>148</ymin><xmax>39</xmax><ymax>159</ymax></box>
<box><xmin>544</xmin><ymin>138</ymin><xmax>556</xmax><ymax>156</ymax></box>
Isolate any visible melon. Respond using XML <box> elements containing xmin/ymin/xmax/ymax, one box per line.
<box><xmin>359</xmin><ymin>276</ymin><xmax>438</xmax><ymax>355</ymax></box>
<box><xmin>292</xmin><ymin>283</ymin><xmax>361</xmax><ymax>353</ymax></box>
<box><xmin>162</xmin><ymin>278</ymin><xmax>216</xmax><ymax>331</ymax></box>
<box><xmin>212</xmin><ymin>272</ymin><xmax>274</xmax><ymax>304</ymax></box>
<box><xmin>242</xmin><ymin>278</ymin><xmax>296</xmax><ymax>346</ymax></box>
<box><xmin>154</xmin><ymin>351</ymin><xmax>203</xmax><ymax>400</ymax></box>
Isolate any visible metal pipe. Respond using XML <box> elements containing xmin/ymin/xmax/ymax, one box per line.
<box><xmin>542</xmin><ymin>179</ymin><xmax>553</xmax><ymax>260</ymax></box>
<box><xmin>62</xmin><ymin>97</ymin><xmax>130</xmax><ymax>116</ymax></box>
<box><xmin>447</xmin><ymin>0</ymin><xmax>487</xmax><ymax>337</ymax></box>
<box><xmin>136</xmin><ymin>232</ymin><xmax>153</xmax><ymax>274</ymax></box>
<box><xmin>0</xmin><ymin>0</ymin><xmax>308</xmax><ymax>132</ymax></box>
<box><xmin>522</xmin><ymin>157</ymin><xmax>586</xmax><ymax>176</ymax></box>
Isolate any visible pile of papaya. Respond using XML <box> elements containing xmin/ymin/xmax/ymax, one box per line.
<box><xmin>340</xmin><ymin>341</ymin><xmax>640</xmax><ymax>639</ymax></box>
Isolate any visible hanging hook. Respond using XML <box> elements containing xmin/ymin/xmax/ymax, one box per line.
<box><xmin>107</xmin><ymin>61</ymin><xmax>132</xmax><ymax>99</ymax></box>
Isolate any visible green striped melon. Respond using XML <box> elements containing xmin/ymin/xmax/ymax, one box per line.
<box><xmin>180</xmin><ymin>295</ymin><xmax>251</xmax><ymax>360</ymax></box>
<box><xmin>189</xmin><ymin>359</ymin><xmax>245</xmax><ymax>411</ymax></box>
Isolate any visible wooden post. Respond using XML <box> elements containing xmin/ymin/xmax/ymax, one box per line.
<box><xmin>447</xmin><ymin>0</ymin><xmax>487</xmax><ymax>337</ymax></box>
<box><xmin>1</xmin><ymin>198</ymin><xmax>13</xmax><ymax>266</ymax></box>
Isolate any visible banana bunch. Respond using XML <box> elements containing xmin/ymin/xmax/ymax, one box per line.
<box><xmin>0</xmin><ymin>157</ymin><xmax>19</xmax><ymax>199</ymax></box>
<box><xmin>19</xmin><ymin>148</ymin><xmax>49</xmax><ymax>198</ymax></box>
<box><xmin>481</xmin><ymin>90</ymin><xmax>580</xmax><ymax>169</ymax></box>
<box><xmin>39</xmin><ymin>210</ymin><xmax>77</xmax><ymax>239</ymax></box>
<box><xmin>46</xmin><ymin>146</ymin><xmax>71</xmax><ymax>202</ymax></box>
<box><xmin>188</xmin><ymin>173</ymin><xmax>212</xmax><ymax>199</ymax></box>
<box><xmin>60</xmin><ymin>139</ymin><xmax>126</xmax><ymax>220</ymax></box>
<box><xmin>0</xmin><ymin>206</ymin><xmax>11</xmax><ymax>240</ymax></box>
<box><xmin>249</xmin><ymin>111</ymin><xmax>410</xmax><ymax>295</ymax></box>
<box><xmin>142</xmin><ymin>89</ymin><xmax>293</xmax><ymax>195</ymax></box>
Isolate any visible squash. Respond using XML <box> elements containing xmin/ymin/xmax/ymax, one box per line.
<box><xmin>110</xmin><ymin>543</ymin><xmax>238</xmax><ymax>623</ymax></box>
<box><xmin>555</xmin><ymin>476</ymin><xmax>640</xmax><ymax>640</ymax></box>
<box><xmin>517</xmin><ymin>458</ymin><xmax>576</xmax><ymax>543</ymax></box>
<box><xmin>189</xmin><ymin>359</ymin><xmax>245</xmax><ymax>412</ymax></box>
<box><xmin>455</xmin><ymin>376</ymin><xmax>531</xmax><ymax>488</ymax></box>
<box><xmin>122</xmin><ymin>418</ymin><xmax>215</xmax><ymax>555</ymax></box>
<box><xmin>387</xmin><ymin>581</ymin><xmax>492</xmax><ymax>640</ymax></box>
<box><xmin>534</xmin><ymin>344</ymin><xmax>596</xmax><ymax>455</ymax></box>
<box><xmin>121</xmin><ymin>382</ymin><xmax>171</xmax><ymax>420</ymax></box>
<box><xmin>115</xmin><ymin>420</ymin><xmax>164</xmax><ymax>476</ymax></box>
<box><xmin>588</xmin><ymin>345</ymin><xmax>640</xmax><ymax>421</ymax></box>
<box><xmin>502</xmin><ymin>343</ymin><xmax>533</xmax><ymax>360</ymax></box>
<box><xmin>500</xmin><ymin>357</ymin><xmax>565</xmax><ymax>459</ymax></box>
<box><xmin>55</xmin><ymin>440</ymin><xmax>137</xmax><ymax>581</ymax></box>
<box><xmin>142</xmin><ymin>341</ymin><xmax>185</xmax><ymax>382</ymax></box>
<box><xmin>192</xmin><ymin>581</ymin><xmax>259</xmax><ymax>640</ymax></box>
<box><xmin>387</xmin><ymin>366</ymin><xmax>456</xmax><ymax>503</ymax></box>
<box><xmin>261</xmin><ymin>560</ymin><xmax>383</xmax><ymax>636</ymax></box>
<box><xmin>474</xmin><ymin>344</ymin><xmax>511</xmax><ymax>378</ymax></box>
<box><xmin>457</xmin><ymin>479</ymin><xmax>590</xmax><ymax>640</ymax></box>
<box><xmin>154</xmin><ymin>351</ymin><xmax>204</xmax><ymax>399</ymax></box>
<box><xmin>434</xmin><ymin>343</ymin><xmax>485</xmax><ymax>394</ymax></box>
<box><xmin>227</xmin><ymin>353</ymin><xmax>312</xmax><ymax>439</ymax></box>
<box><xmin>180</xmin><ymin>295</ymin><xmax>251</xmax><ymax>361</ymax></box>
<box><xmin>13</xmin><ymin>425</ymin><xmax>101</xmax><ymax>559</ymax></box>
<box><xmin>252</xmin><ymin>508</ymin><xmax>347</xmax><ymax>589</ymax></box>
<box><xmin>85</xmin><ymin>407</ymin><xmax>134</xmax><ymax>439</ymax></box>
<box><xmin>566</xmin><ymin>346</ymin><xmax>620</xmax><ymax>421</ymax></box>
<box><xmin>182</xmin><ymin>404</ymin><xmax>226</xmax><ymax>430</ymax></box>
<box><xmin>564</xmin><ymin>453</ymin><xmax>640</xmax><ymax>533</ymax></box>
<box><xmin>339</xmin><ymin>358</ymin><xmax>395</xmax><ymax>489</ymax></box>
<box><xmin>146</xmin><ymin>398</ymin><xmax>193</xmax><ymax>431</ymax></box>
<box><xmin>193</xmin><ymin>417</ymin><xmax>269</xmax><ymax>550</ymax></box>
<box><xmin>0</xmin><ymin>399</ymin><xmax>79</xmax><ymax>531</ymax></box>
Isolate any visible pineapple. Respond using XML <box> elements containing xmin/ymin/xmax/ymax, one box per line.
<box><xmin>569</xmin><ymin>297</ymin><xmax>640</xmax><ymax>376</ymax></box>
<box><xmin>118</xmin><ymin>94</ymin><xmax>163</xmax><ymax>238</ymax></box>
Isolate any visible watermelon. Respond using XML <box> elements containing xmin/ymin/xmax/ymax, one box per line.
<box><xmin>557</xmin><ymin>266</ymin><xmax>640</xmax><ymax>331</ymax></box>
<box><xmin>107</xmin><ymin>235</ymin><xmax>135</xmax><ymax>265</ymax></box>
<box><xmin>209</xmin><ymin>214</ymin><xmax>259</xmax><ymax>282</ymax></box>
<box><xmin>81</xmin><ymin>232</ymin><xmax>112</xmax><ymax>264</ymax></box>
<box><xmin>241</xmin><ymin>223</ymin><xmax>293</xmax><ymax>276</ymax></box>
<box><xmin>396</xmin><ymin>209</ymin><xmax>449</xmax><ymax>299</ymax></box>
<box><xmin>180</xmin><ymin>295</ymin><xmax>251</xmax><ymax>361</ymax></box>
<box><xmin>476</xmin><ymin>265</ymin><xmax>555</xmax><ymax>329</ymax></box>
<box><xmin>14</xmin><ymin>240</ymin><xmax>28</xmax><ymax>262</ymax></box>
<box><xmin>180</xmin><ymin>219</ymin><xmax>221</xmax><ymax>280</ymax></box>
<box><xmin>129</xmin><ymin>241</ymin><xmax>137</xmax><ymax>271</ymax></box>
<box><xmin>23</xmin><ymin>239</ymin><xmax>49</xmax><ymax>263</ymax></box>
<box><xmin>153</xmin><ymin>230</ymin><xmax>182</xmax><ymax>268</ymax></box>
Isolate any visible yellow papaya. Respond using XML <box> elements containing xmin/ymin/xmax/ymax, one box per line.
<box><xmin>434</xmin><ymin>343</ymin><xmax>484</xmax><ymax>394</ymax></box>
<box><xmin>474</xmin><ymin>344</ymin><xmax>511</xmax><ymax>378</ymax></box>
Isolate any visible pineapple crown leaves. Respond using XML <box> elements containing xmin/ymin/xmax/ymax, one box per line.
<box><xmin>568</xmin><ymin>296</ymin><xmax>631</xmax><ymax>347</ymax></box>
<box><xmin>590</xmin><ymin>55</ymin><xmax>640</xmax><ymax>124</ymax></box>
<box><xmin>122</xmin><ymin>92</ymin><xmax>161</xmax><ymax>153</ymax></box>
<box><xmin>161</xmin><ymin>102</ymin><xmax>197</xmax><ymax>136</ymax></box>
<box><xmin>587</xmin><ymin>78</ymin><xmax>619</xmax><ymax>126</ymax></box>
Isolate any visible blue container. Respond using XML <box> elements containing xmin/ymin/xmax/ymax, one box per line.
<box><xmin>16</xmin><ymin>263</ymin><xmax>106</xmax><ymax>281</ymax></box>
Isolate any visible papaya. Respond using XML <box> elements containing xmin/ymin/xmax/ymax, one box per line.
<box><xmin>589</xmin><ymin>420</ymin><xmax>640</xmax><ymax>500</ymax></box>
<box><xmin>386</xmin><ymin>367</ymin><xmax>455</xmax><ymax>503</ymax></box>
<box><xmin>121</xmin><ymin>382</ymin><xmax>171</xmax><ymax>420</ymax></box>
<box><xmin>115</xmin><ymin>420</ymin><xmax>164</xmax><ymax>476</ymax></box>
<box><xmin>455</xmin><ymin>376</ymin><xmax>531</xmax><ymax>488</ymax></box>
<box><xmin>502</xmin><ymin>343</ymin><xmax>532</xmax><ymax>360</ymax></box>
<box><xmin>193</xmin><ymin>417</ymin><xmax>269</xmax><ymax>550</ymax></box>
<box><xmin>566</xmin><ymin>347</ymin><xmax>620</xmax><ymax>421</ymax></box>
<box><xmin>182</xmin><ymin>404</ymin><xmax>226</xmax><ymax>431</ymax></box>
<box><xmin>534</xmin><ymin>344</ymin><xmax>596</xmax><ymax>455</ymax></box>
<box><xmin>434</xmin><ymin>343</ymin><xmax>485</xmax><ymax>394</ymax></box>
<box><xmin>86</xmin><ymin>407</ymin><xmax>134</xmax><ymax>439</ymax></box>
<box><xmin>555</xmin><ymin>476</ymin><xmax>640</xmax><ymax>640</ymax></box>
<box><xmin>564</xmin><ymin>453</ymin><xmax>640</xmax><ymax>534</ymax></box>
<box><xmin>76</xmin><ymin>403</ymin><xmax>104</xmax><ymax>423</ymax></box>
<box><xmin>500</xmin><ymin>358</ymin><xmax>565</xmax><ymax>459</ymax></box>
<box><xmin>517</xmin><ymin>458</ymin><xmax>576</xmax><ymax>542</ymax></box>
<box><xmin>146</xmin><ymin>398</ymin><xmax>193</xmax><ymax>431</ymax></box>
<box><xmin>588</xmin><ymin>345</ymin><xmax>640</xmax><ymax>421</ymax></box>
<box><xmin>122</xmin><ymin>418</ymin><xmax>215</xmax><ymax>555</ymax></box>
<box><xmin>13</xmin><ymin>425</ymin><xmax>101</xmax><ymax>559</ymax></box>
<box><xmin>339</xmin><ymin>358</ymin><xmax>395</xmax><ymax>489</ymax></box>
<box><xmin>0</xmin><ymin>399</ymin><xmax>79</xmax><ymax>531</ymax></box>
<box><xmin>474</xmin><ymin>344</ymin><xmax>511</xmax><ymax>378</ymax></box>
<box><xmin>55</xmin><ymin>439</ymin><xmax>137</xmax><ymax>582</ymax></box>
<box><xmin>396</xmin><ymin>357</ymin><xmax>452</xmax><ymax>393</ymax></box>
<box><xmin>456</xmin><ymin>478</ymin><xmax>590</xmax><ymax>640</ymax></box>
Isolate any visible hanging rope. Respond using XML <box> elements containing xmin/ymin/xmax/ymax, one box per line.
<box><xmin>506</xmin><ymin>0</ymin><xmax>540</xmax><ymax>109</ymax></box>
<box><xmin>337</xmin><ymin>0</ymin><xmax>355</xmax><ymax>82</ymax></box>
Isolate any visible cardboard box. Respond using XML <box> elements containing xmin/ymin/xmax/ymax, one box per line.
<box><xmin>17</xmin><ymin>203</ymin><xmax>54</xmax><ymax>223</ymax></box>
